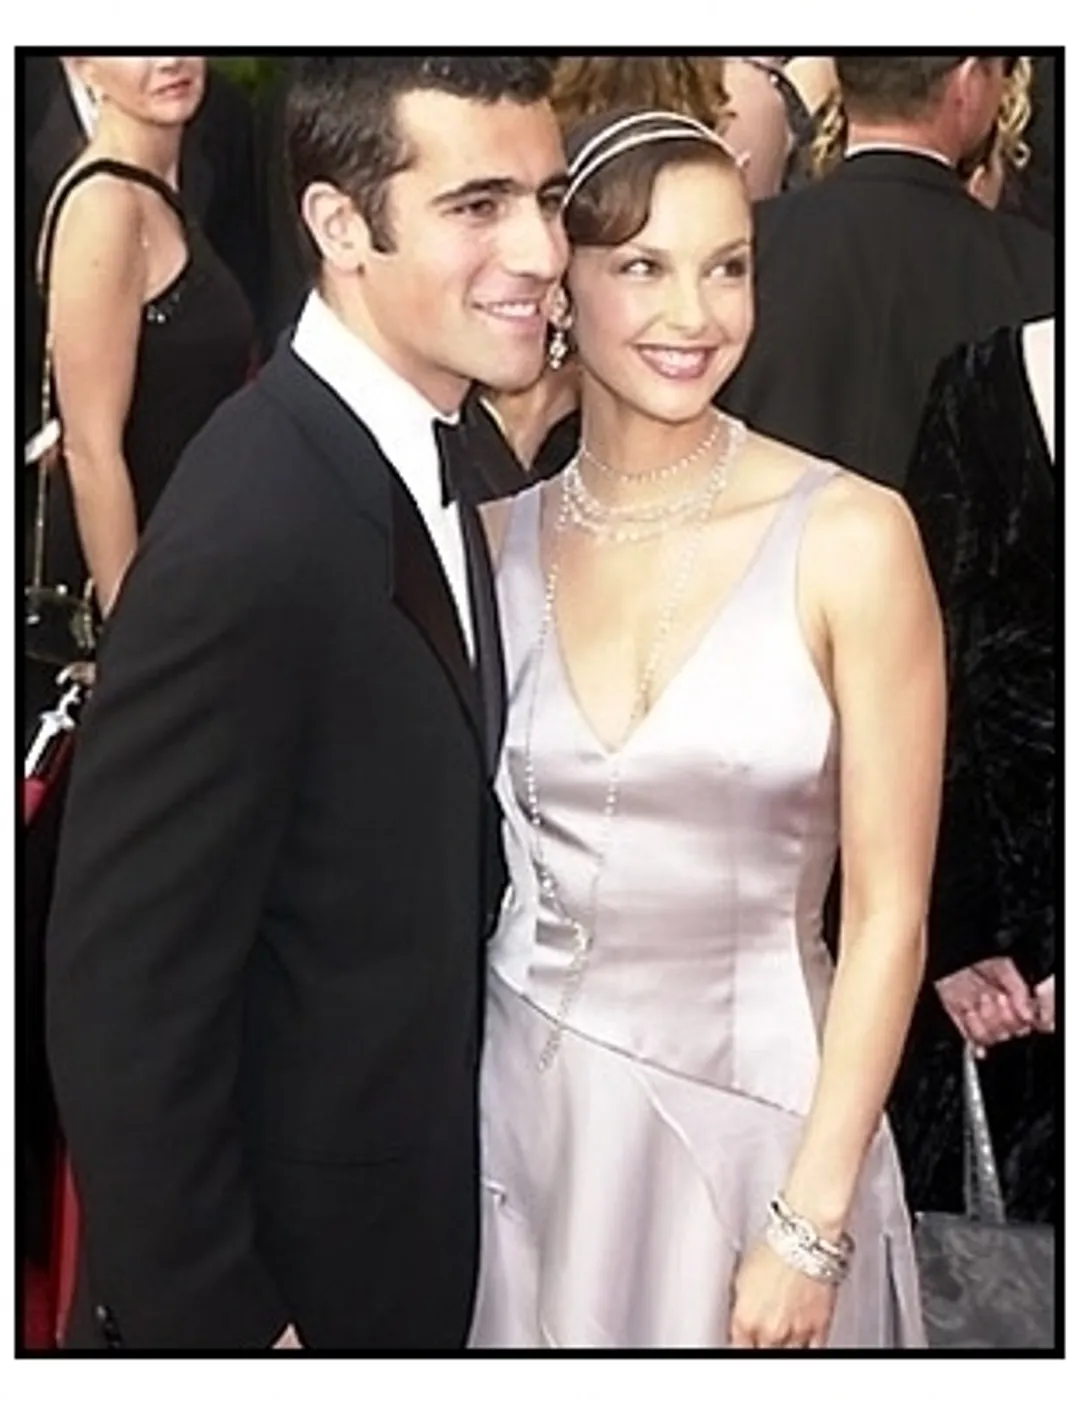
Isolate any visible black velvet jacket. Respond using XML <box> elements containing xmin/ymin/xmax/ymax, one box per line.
<box><xmin>905</xmin><ymin>325</ymin><xmax>1056</xmax><ymax>987</ymax></box>
<box><xmin>889</xmin><ymin>325</ymin><xmax>1056</xmax><ymax>1223</ymax></box>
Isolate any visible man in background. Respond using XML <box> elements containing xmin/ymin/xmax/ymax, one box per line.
<box><xmin>720</xmin><ymin>54</ymin><xmax>1055</xmax><ymax>489</ymax></box>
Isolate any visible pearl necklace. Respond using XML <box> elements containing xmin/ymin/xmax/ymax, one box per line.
<box><xmin>580</xmin><ymin>415</ymin><xmax>723</xmax><ymax>485</ymax></box>
<box><xmin>561</xmin><ymin>412</ymin><xmax>738</xmax><ymax>544</ymax></box>
<box><xmin>524</xmin><ymin>415</ymin><xmax>747</xmax><ymax>1069</ymax></box>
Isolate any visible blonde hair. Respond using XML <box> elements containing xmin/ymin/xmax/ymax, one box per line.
<box><xmin>807</xmin><ymin>91</ymin><xmax>847</xmax><ymax>178</ymax></box>
<box><xmin>996</xmin><ymin>57</ymin><xmax>1033</xmax><ymax>171</ymax></box>
<box><xmin>551</xmin><ymin>57</ymin><xmax>730</xmax><ymax>135</ymax></box>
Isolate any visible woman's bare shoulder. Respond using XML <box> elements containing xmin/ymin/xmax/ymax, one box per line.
<box><xmin>804</xmin><ymin>464</ymin><xmax>929</xmax><ymax>613</ymax></box>
<box><xmin>45</xmin><ymin>162</ymin><xmax>142</xmax><ymax>276</ymax></box>
<box><xmin>744</xmin><ymin>430</ymin><xmax>909</xmax><ymax>526</ymax></box>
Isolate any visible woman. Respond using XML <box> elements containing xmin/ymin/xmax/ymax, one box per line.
<box><xmin>471</xmin><ymin>109</ymin><xmax>944</xmax><ymax>1349</ymax></box>
<box><xmin>895</xmin><ymin>319</ymin><xmax>1055</xmax><ymax>1225</ymax></box>
<box><xmin>489</xmin><ymin>58</ymin><xmax>731</xmax><ymax>476</ymax></box>
<box><xmin>33</xmin><ymin>55</ymin><xmax>255</xmax><ymax>671</ymax></box>
<box><xmin>23</xmin><ymin>54</ymin><xmax>255</xmax><ymax>1346</ymax></box>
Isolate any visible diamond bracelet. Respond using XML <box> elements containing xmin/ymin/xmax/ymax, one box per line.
<box><xmin>764</xmin><ymin>1194</ymin><xmax>855</xmax><ymax>1286</ymax></box>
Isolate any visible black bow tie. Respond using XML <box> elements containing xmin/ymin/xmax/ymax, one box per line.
<box><xmin>433</xmin><ymin>394</ymin><xmax>528</xmax><ymax>507</ymax></box>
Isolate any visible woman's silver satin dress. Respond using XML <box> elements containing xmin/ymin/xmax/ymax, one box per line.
<box><xmin>470</xmin><ymin>462</ymin><xmax>926</xmax><ymax>1349</ymax></box>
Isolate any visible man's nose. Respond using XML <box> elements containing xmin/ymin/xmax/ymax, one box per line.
<box><xmin>501</xmin><ymin>202</ymin><xmax>569</xmax><ymax>283</ymax></box>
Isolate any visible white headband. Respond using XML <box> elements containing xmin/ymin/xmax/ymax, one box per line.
<box><xmin>563</xmin><ymin>108</ymin><xmax>740</xmax><ymax>211</ymax></box>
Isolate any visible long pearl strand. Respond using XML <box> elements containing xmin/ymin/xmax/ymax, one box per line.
<box><xmin>524</xmin><ymin>414</ymin><xmax>747</xmax><ymax>1069</ymax></box>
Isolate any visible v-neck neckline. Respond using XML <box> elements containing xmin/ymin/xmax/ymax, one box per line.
<box><xmin>534</xmin><ymin>468</ymin><xmax>816</xmax><ymax>759</ymax></box>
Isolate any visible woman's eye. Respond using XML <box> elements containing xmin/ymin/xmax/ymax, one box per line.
<box><xmin>620</xmin><ymin>257</ymin><xmax>657</xmax><ymax>277</ymax></box>
<box><xmin>712</xmin><ymin>255</ymin><xmax>751</xmax><ymax>280</ymax></box>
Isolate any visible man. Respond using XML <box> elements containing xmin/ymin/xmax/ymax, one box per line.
<box><xmin>46</xmin><ymin>56</ymin><xmax>568</xmax><ymax>1350</ymax></box>
<box><xmin>720</xmin><ymin>55</ymin><xmax>1055</xmax><ymax>489</ymax></box>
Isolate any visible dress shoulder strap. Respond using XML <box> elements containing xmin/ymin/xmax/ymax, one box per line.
<box><xmin>737</xmin><ymin>457</ymin><xmax>841</xmax><ymax>611</ymax></box>
<box><xmin>501</xmin><ymin>480</ymin><xmax>544</xmax><ymax>566</ymax></box>
<box><xmin>37</xmin><ymin>157</ymin><xmax>186</xmax><ymax>299</ymax></box>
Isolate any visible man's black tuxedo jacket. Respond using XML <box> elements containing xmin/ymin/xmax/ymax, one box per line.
<box><xmin>719</xmin><ymin>150</ymin><xmax>1056</xmax><ymax>488</ymax></box>
<box><xmin>45</xmin><ymin>346</ymin><xmax>506</xmax><ymax>1350</ymax></box>
<box><xmin>23</xmin><ymin>57</ymin><xmax>261</xmax><ymax>429</ymax></box>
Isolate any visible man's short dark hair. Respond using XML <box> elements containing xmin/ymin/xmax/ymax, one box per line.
<box><xmin>835</xmin><ymin>56</ymin><xmax>970</xmax><ymax>122</ymax></box>
<box><xmin>286</xmin><ymin>56</ymin><xmax>556</xmax><ymax>258</ymax></box>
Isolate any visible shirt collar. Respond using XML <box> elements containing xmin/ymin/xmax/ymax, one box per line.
<box><xmin>291</xmin><ymin>290</ymin><xmax>463</xmax><ymax>515</ymax></box>
<box><xmin>844</xmin><ymin>140</ymin><xmax>953</xmax><ymax>169</ymax></box>
<box><xmin>291</xmin><ymin>289</ymin><xmax>460</xmax><ymax>438</ymax></box>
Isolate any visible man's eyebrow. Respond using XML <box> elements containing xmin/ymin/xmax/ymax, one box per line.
<box><xmin>432</xmin><ymin>177</ymin><xmax>525</xmax><ymax>206</ymax></box>
<box><xmin>432</xmin><ymin>171</ymin><xmax>570</xmax><ymax>206</ymax></box>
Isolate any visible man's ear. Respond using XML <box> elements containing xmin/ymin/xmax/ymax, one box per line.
<box><xmin>299</xmin><ymin>181</ymin><xmax>374</xmax><ymax>275</ymax></box>
<box><xmin>950</xmin><ymin>57</ymin><xmax>1000</xmax><ymax>116</ymax></box>
<box><xmin>940</xmin><ymin>57</ymin><xmax>980</xmax><ymax>111</ymax></box>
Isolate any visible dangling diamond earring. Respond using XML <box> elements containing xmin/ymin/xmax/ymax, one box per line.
<box><xmin>547</xmin><ymin>323</ymin><xmax>569</xmax><ymax>372</ymax></box>
<box><xmin>547</xmin><ymin>287</ymin><xmax>573</xmax><ymax>372</ymax></box>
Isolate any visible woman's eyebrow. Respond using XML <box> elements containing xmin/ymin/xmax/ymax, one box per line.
<box><xmin>620</xmin><ymin>235</ymin><xmax>752</xmax><ymax>260</ymax></box>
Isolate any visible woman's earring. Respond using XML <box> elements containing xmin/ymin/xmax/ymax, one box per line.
<box><xmin>547</xmin><ymin>324</ymin><xmax>569</xmax><ymax>372</ymax></box>
<box><xmin>547</xmin><ymin>288</ymin><xmax>573</xmax><ymax>372</ymax></box>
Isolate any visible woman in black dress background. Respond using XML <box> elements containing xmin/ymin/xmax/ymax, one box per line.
<box><xmin>24</xmin><ymin>55</ymin><xmax>255</xmax><ymax>1335</ymax></box>
<box><xmin>31</xmin><ymin>55</ymin><xmax>255</xmax><ymax>686</ymax></box>
<box><xmin>896</xmin><ymin>320</ymin><xmax>1055</xmax><ymax>1224</ymax></box>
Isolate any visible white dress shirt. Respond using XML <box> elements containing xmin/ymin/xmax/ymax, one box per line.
<box><xmin>844</xmin><ymin>140</ymin><xmax>953</xmax><ymax>169</ymax></box>
<box><xmin>291</xmin><ymin>290</ymin><xmax>475</xmax><ymax>659</ymax></box>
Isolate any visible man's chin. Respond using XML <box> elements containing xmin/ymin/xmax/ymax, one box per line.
<box><xmin>470</xmin><ymin>352</ymin><xmax>549</xmax><ymax>397</ymax></box>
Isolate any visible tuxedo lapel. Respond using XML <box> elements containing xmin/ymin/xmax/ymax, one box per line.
<box><xmin>458</xmin><ymin>500</ymin><xmax>505</xmax><ymax>770</ymax></box>
<box><xmin>256</xmin><ymin>348</ymin><xmax>485</xmax><ymax>760</ymax></box>
<box><xmin>389</xmin><ymin>476</ymin><xmax>483</xmax><ymax>738</ymax></box>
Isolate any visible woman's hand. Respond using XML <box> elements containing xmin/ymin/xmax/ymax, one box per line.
<box><xmin>729</xmin><ymin>1239</ymin><xmax>837</xmax><ymax>1349</ymax></box>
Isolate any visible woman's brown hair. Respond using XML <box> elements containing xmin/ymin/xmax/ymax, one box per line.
<box><xmin>552</xmin><ymin>57</ymin><xmax>730</xmax><ymax>136</ymax></box>
<box><xmin>563</xmin><ymin>108</ymin><xmax>743</xmax><ymax>249</ymax></box>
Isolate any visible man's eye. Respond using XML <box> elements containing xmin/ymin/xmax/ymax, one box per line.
<box><xmin>454</xmin><ymin>197</ymin><xmax>500</xmax><ymax>220</ymax></box>
<box><xmin>539</xmin><ymin>189</ymin><xmax>566</xmax><ymax>217</ymax></box>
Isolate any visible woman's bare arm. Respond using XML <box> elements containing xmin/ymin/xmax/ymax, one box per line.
<box><xmin>48</xmin><ymin>175</ymin><xmax>146</xmax><ymax>615</ymax></box>
<box><xmin>781</xmin><ymin>479</ymin><xmax>945</xmax><ymax>1236</ymax></box>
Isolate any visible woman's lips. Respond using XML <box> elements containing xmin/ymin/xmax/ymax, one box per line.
<box><xmin>636</xmin><ymin>345</ymin><xmax>715</xmax><ymax>381</ymax></box>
